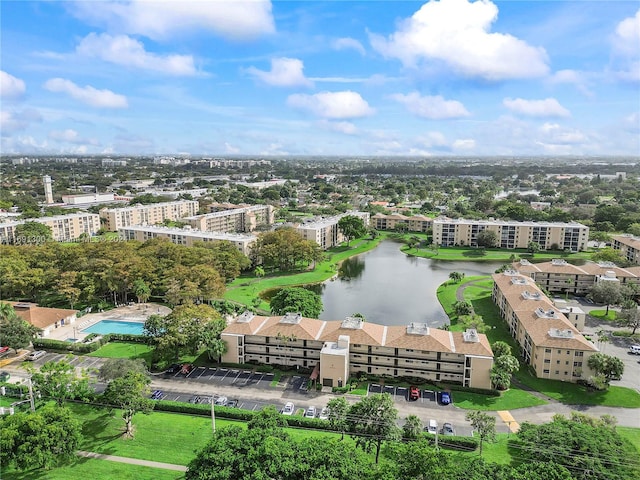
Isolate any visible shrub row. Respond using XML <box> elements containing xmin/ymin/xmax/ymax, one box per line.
<box><xmin>421</xmin><ymin>433</ymin><xmax>478</xmax><ymax>451</ymax></box>
<box><xmin>0</xmin><ymin>382</ymin><xmax>29</xmax><ymax>397</ymax></box>
<box><xmin>32</xmin><ymin>333</ymin><xmax>148</xmax><ymax>354</ymax></box>
<box><xmin>443</xmin><ymin>384</ymin><xmax>500</xmax><ymax>397</ymax></box>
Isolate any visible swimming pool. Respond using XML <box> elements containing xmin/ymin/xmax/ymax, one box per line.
<box><xmin>82</xmin><ymin>319</ymin><xmax>145</xmax><ymax>335</ymax></box>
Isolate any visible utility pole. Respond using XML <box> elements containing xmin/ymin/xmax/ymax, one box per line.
<box><xmin>435</xmin><ymin>429</ymin><xmax>439</xmax><ymax>449</ymax></box>
<box><xmin>210</xmin><ymin>396</ymin><xmax>216</xmax><ymax>434</ymax></box>
<box><xmin>27</xmin><ymin>378</ymin><xmax>35</xmax><ymax>412</ymax></box>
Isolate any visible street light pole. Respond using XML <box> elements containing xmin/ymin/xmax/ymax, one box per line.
<box><xmin>210</xmin><ymin>396</ymin><xmax>216</xmax><ymax>434</ymax></box>
<box><xmin>27</xmin><ymin>378</ymin><xmax>35</xmax><ymax>412</ymax></box>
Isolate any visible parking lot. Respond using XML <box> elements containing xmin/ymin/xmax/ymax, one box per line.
<box><xmin>166</xmin><ymin>366</ymin><xmax>277</xmax><ymax>390</ymax></box>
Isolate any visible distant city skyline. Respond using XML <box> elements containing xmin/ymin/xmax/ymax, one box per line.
<box><xmin>1</xmin><ymin>0</ymin><xmax>639</xmax><ymax>156</ymax></box>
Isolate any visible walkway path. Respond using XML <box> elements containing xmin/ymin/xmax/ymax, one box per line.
<box><xmin>76</xmin><ymin>450</ymin><xmax>187</xmax><ymax>472</ymax></box>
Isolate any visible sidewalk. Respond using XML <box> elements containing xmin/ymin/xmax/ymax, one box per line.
<box><xmin>77</xmin><ymin>450</ymin><xmax>187</xmax><ymax>472</ymax></box>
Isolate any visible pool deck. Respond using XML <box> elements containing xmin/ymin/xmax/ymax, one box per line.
<box><xmin>46</xmin><ymin>303</ymin><xmax>172</xmax><ymax>342</ymax></box>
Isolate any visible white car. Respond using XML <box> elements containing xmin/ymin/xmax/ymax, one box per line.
<box><xmin>318</xmin><ymin>407</ymin><xmax>329</xmax><ymax>420</ymax></box>
<box><xmin>214</xmin><ymin>396</ymin><xmax>228</xmax><ymax>406</ymax></box>
<box><xmin>281</xmin><ymin>402</ymin><xmax>295</xmax><ymax>415</ymax></box>
<box><xmin>304</xmin><ymin>406</ymin><xmax>316</xmax><ymax>418</ymax></box>
<box><xmin>426</xmin><ymin>419</ymin><xmax>438</xmax><ymax>434</ymax></box>
<box><xmin>629</xmin><ymin>345</ymin><xmax>640</xmax><ymax>355</ymax></box>
<box><xmin>25</xmin><ymin>350</ymin><xmax>46</xmax><ymax>361</ymax></box>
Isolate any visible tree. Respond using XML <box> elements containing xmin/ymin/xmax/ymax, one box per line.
<box><xmin>591</xmin><ymin>247</ymin><xmax>627</xmax><ymax>265</ymax></box>
<box><xmin>13</xmin><ymin>222</ymin><xmax>53</xmax><ymax>244</ymax></box>
<box><xmin>588</xmin><ymin>281</ymin><xmax>623</xmax><ymax>314</ymax></box>
<box><xmin>338</xmin><ymin>215</ymin><xmax>367</xmax><ymax>246</ymax></box>
<box><xmin>466</xmin><ymin>411</ymin><xmax>496</xmax><ymax>456</ymax></box>
<box><xmin>587</xmin><ymin>352</ymin><xmax>624</xmax><ymax>384</ymax></box>
<box><xmin>327</xmin><ymin>397</ymin><xmax>349</xmax><ymax>440</ymax></box>
<box><xmin>347</xmin><ymin>393</ymin><xmax>400</xmax><ymax>463</ymax></box>
<box><xmin>459</xmin><ymin>313</ymin><xmax>488</xmax><ymax>333</ymax></box>
<box><xmin>618</xmin><ymin>305</ymin><xmax>640</xmax><ymax>334</ymax></box>
<box><xmin>270</xmin><ymin>287</ymin><xmax>323</xmax><ymax>318</ymax></box>
<box><xmin>98</xmin><ymin>358</ymin><xmax>148</xmax><ymax>382</ymax></box>
<box><xmin>491</xmin><ymin>341</ymin><xmax>512</xmax><ymax>358</ymax></box>
<box><xmin>476</xmin><ymin>229</ymin><xmax>498</xmax><ymax>248</ymax></box>
<box><xmin>0</xmin><ymin>405</ymin><xmax>81</xmax><ymax>471</ymax></box>
<box><xmin>26</xmin><ymin>357</ymin><xmax>92</xmax><ymax>406</ymax></box>
<box><xmin>0</xmin><ymin>303</ymin><xmax>40</xmax><ymax>353</ymax></box>
<box><xmin>453</xmin><ymin>300</ymin><xmax>473</xmax><ymax>316</ymax></box>
<box><xmin>132</xmin><ymin>278</ymin><xmax>151</xmax><ymax>304</ymax></box>
<box><xmin>102</xmin><ymin>371</ymin><xmax>154</xmax><ymax>438</ymax></box>
<box><xmin>449</xmin><ymin>271</ymin><xmax>464</xmax><ymax>283</ymax></box>
<box><xmin>58</xmin><ymin>271</ymin><xmax>81</xmax><ymax>310</ymax></box>
<box><xmin>491</xmin><ymin>354</ymin><xmax>519</xmax><ymax>390</ymax></box>
<box><xmin>402</xmin><ymin>414</ymin><xmax>423</xmax><ymax>439</ymax></box>
<box><xmin>527</xmin><ymin>241</ymin><xmax>541</xmax><ymax>256</ymax></box>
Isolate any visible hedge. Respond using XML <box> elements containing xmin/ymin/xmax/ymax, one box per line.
<box><xmin>421</xmin><ymin>433</ymin><xmax>478</xmax><ymax>451</ymax></box>
<box><xmin>0</xmin><ymin>382</ymin><xmax>29</xmax><ymax>398</ymax></box>
<box><xmin>32</xmin><ymin>333</ymin><xmax>147</xmax><ymax>354</ymax></box>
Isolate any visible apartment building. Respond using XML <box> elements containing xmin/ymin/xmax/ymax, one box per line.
<box><xmin>186</xmin><ymin>204</ymin><xmax>274</xmax><ymax>233</ymax></box>
<box><xmin>296</xmin><ymin>211</ymin><xmax>370</xmax><ymax>250</ymax></box>
<box><xmin>0</xmin><ymin>213</ymin><xmax>101</xmax><ymax>243</ymax></box>
<box><xmin>492</xmin><ymin>270</ymin><xmax>598</xmax><ymax>382</ymax></box>
<box><xmin>514</xmin><ymin>258</ymin><xmax>640</xmax><ymax>295</ymax></box>
<box><xmin>612</xmin><ymin>234</ymin><xmax>640</xmax><ymax>265</ymax></box>
<box><xmin>100</xmin><ymin>200</ymin><xmax>199</xmax><ymax>231</ymax></box>
<box><xmin>370</xmin><ymin>213</ymin><xmax>433</xmax><ymax>232</ymax></box>
<box><xmin>118</xmin><ymin>225</ymin><xmax>256</xmax><ymax>255</ymax></box>
<box><xmin>221</xmin><ymin>312</ymin><xmax>494</xmax><ymax>390</ymax></box>
<box><xmin>433</xmin><ymin>218</ymin><xmax>589</xmax><ymax>251</ymax></box>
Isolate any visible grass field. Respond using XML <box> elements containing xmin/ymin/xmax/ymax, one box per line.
<box><xmin>618</xmin><ymin>427</ymin><xmax>640</xmax><ymax>454</ymax></box>
<box><xmin>405</xmin><ymin>245</ymin><xmax>592</xmax><ymax>262</ymax></box>
<box><xmin>453</xmin><ymin>388</ymin><xmax>547</xmax><ymax>411</ymax></box>
<box><xmin>1</xmin><ymin>458</ymin><xmax>185</xmax><ymax>480</ymax></box>
<box><xmin>88</xmin><ymin>342</ymin><xmax>155</xmax><ymax>365</ymax></box>
<box><xmin>589</xmin><ymin>309</ymin><xmax>618</xmax><ymax>321</ymax></box>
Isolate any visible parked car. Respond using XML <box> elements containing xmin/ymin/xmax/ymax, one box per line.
<box><xmin>166</xmin><ymin>363</ymin><xmax>181</xmax><ymax>374</ymax></box>
<box><xmin>426</xmin><ymin>419</ymin><xmax>438</xmax><ymax>434</ymax></box>
<box><xmin>215</xmin><ymin>396</ymin><xmax>228</xmax><ymax>406</ymax></box>
<box><xmin>318</xmin><ymin>407</ymin><xmax>329</xmax><ymax>420</ymax></box>
<box><xmin>188</xmin><ymin>395</ymin><xmax>200</xmax><ymax>404</ymax></box>
<box><xmin>227</xmin><ymin>399</ymin><xmax>239</xmax><ymax>408</ymax></box>
<box><xmin>0</xmin><ymin>371</ymin><xmax>10</xmax><ymax>382</ymax></box>
<box><xmin>198</xmin><ymin>396</ymin><xmax>212</xmax><ymax>404</ymax></box>
<box><xmin>409</xmin><ymin>385</ymin><xmax>420</xmax><ymax>401</ymax></box>
<box><xmin>441</xmin><ymin>422</ymin><xmax>455</xmax><ymax>435</ymax></box>
<box><xmin>439</xmin><ymin>391</ymin><xmax>452</xmax><ymax>405</ymax></box>
<box><xmin>25</xmin><ymin>350</ymin><xmax>46</xmax><ymax>361</ymax></box>
<box><xmin>181</xmin><ymin>363</ymin><xmax>194</xmax><ymax>374</ymax></box>
<box><xmin>150</xmin><ymin>390</ymin><xmax>163</xmax><ymax>400</ymax></box>
<box><xmin>629</xmin><ymin>345</ymin><xmax>640</xmax><ymax>355</ymax></box>
<box><xmin>305</xmin><ymin>406</ymin><xmax>317</xmax><ymax>418</ymax></box>
<box><xmin>0</xmin><ymin>346</ymin><xmax>10</xmax><ymax>355</ymax></box>
<box><xmin>281</xmin><ymin>402</ymin><xmax>295</xmax><ymax>415</ymax></box>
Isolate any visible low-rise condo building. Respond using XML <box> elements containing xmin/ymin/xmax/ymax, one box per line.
<box><xmin>612</xmin><ymin>234</ymin><xmax>640</xmax><ymax>265</ymax></box>
<box><xmin>433</xmin><ymin>218</ymin><xmax>589</xmax><ymax>251</ymax></box>
<box><xmin>296</xmin><ymin>211</ymin><xmax>370</xmax><ymax>250</ymax></box>
<box><xmin>100</xmin><ymin>200</ymin><xmax>199</xmax><ymax>231</ymax></box>
<box><xmin>118</xmin><ymin>225</ymin><xmax>256</xmax><ymax>255</ymax></box>
<box><xmin>370</xmin><ymin>213</ymin><xmax>433</xmax><ymax>232</ymax></box>
<box><xmin>0</xmin><ymin>213</ymin><xmax>101</xmax><ymax>243</ymax></box>
<box><xmin>185</xmin><ymin>204</ymin><xmax>274</xmax><ymax>233</ymax></box>
<box><xmin>492</xmin><ymin>270</ymin><xmax>598</xmax><ymax>382</ymax></box>
<box><xmin>514</xmin><ymin>258</ymin><xmax>640</xmax><ymax>295</ymax></box>
<box><xmin>221</xmin><ymin>312</ymin><xmax>494</xmax><ymax>390</ymax></box>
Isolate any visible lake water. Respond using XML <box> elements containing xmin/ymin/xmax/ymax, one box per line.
<box><xmin>316</xmin><ymin>240</ymin><xmax>501</xmax><ymax>327</ymax></box>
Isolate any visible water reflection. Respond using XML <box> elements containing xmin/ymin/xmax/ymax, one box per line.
<box><xmin>338</xmin><ymin>256</ymin><xmax>365</xmax><ymax>281</ymax></box>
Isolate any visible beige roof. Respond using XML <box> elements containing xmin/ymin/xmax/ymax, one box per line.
<box><xmin>613</xmin><ymin>234</ymin><xmax>640</xmax><ymax>249</ymax></box>
<box><xmin>9</xmin><ymin>302</ymin><xmax>77</xmax><ymax>330</ymax></box>
<box><xmin>320</xmin><ymin>320</ymin><xmax>386</xmax><ymax>346</ymax></box>
<box><xmin>384</xmin><ymin>325</ymin><xmax>453</xmax><ymax>352</ymax></box>
<box><xmin>450</xmin><ymin>331</ymin><xmax>494</xmax><ymax>356</ymax></box>
<box><xmin>578</xmin><ymin>262</ymin><xmax>638</xmax><ymax>278</ymax></box>
<box><xmin>256</xmin><ymin>315</ymin><xmax>327</xmax><ymax>342</ymax></box>
<box><xmin>222</xmin><ymin>314</ymin><xmax>270</xmax><ymax>336</ymax></box>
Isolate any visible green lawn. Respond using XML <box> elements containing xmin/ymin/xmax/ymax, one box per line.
<box><xmin>513</xmin><ymin>368</ymin><xmax>640</xmax><ymax>407</ymax></box>
<box><xmin>453</xmin><ymin>388</ymin><xmax>547</xmax><ymax>411</ymax></box>
<box><xmin>405</xmin><ymin>246</ymin><xmax>592</xmax><ymax>262</ymax></box>
<box><xmin>1</xmin><ymin>458</ymin><xmax>185</xmax><ymax>480</ymax></box>
<box><xmin>588</xmin><ymin>309</ymin><xmax>618</xmax><ymax>321</ymax></box>
<box><xmin>457</xmin><ymin>433</ymin><xmax>512</xmax><ymax>464</ymax></box>
<box><xmin>618</xmin><ymin>427</ymin><xmax>640</xmax><ymax>454</ymax></box>
<box><xmin>88</xmin><ymin>342</ymin><xmax>154</xmax><ymax>365</ymax></box>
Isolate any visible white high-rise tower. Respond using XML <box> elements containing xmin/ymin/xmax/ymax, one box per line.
<box><xmin>43</xmin><ymin>175</ymin><xmax>54</xmax><ymax>204</ymax></box>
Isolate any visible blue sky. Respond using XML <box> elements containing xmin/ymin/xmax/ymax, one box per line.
<box><xmin>1</xmin><ymin>0</ymin><xmax>639</xmax><ymax>156</ymax></box>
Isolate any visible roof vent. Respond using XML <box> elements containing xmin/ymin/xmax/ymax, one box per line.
<box><xmin>237</xmin><ymin>311</ymin><xmax>255</xmax><ymax>323</ymax></box>
<box><xmin>463</xmin><ymin>328</ymin><xmax>480</xmax><ymax>343</ymax></box>
<box><xmin>551</xmin><ymin>259</ymin><xmax>567</xmax><ymax>266</ymax></box>
<box><xmin>549</xmin><ymin>328</ymin><xmax>574</xmax><ymax>339</ymax></box>
<box><xmin>280</xmin><ymin>312</ymin><xmax>302</xmax><ymax>324</ymax></box>
<box><xmin>341</xmin><ymin>316</ymin><xmax>364</xmax><ymax>329</ymax></box>
<box><xmin>407</xmin><ymin>323</ymin><xmax>430</xmax><ymax>336</ymax></box>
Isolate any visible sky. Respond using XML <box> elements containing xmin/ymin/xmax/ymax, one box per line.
<box><xmin>1</xmin><ymin>0</ymin><xmax>639</xmax><ymax>157</ymax></box>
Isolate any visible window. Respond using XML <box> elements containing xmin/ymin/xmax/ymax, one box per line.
<box><xmin>566</xmin><ymin>350</ymin><xmax>570</xmax><ymax>355</ymax></box>
<box><xmin>545</xmin><ymin>348</ymin><xmax>551</xmax><ymax>353</ymax></box>
<box><xmin>543</xmin><ymin>369</ymin><xmax>550</xmax><ymax>374</ymax></box>
<box><xmin>575</xmin><ymin>351</ymin><xmax>584</xmax><ymax>357</ymax></box>
<box><xmin>544</xmin><ymin>359</ymin><xmax>550</xmax><ymax>364</ymax></box>
<box><xmin>573</xmin><ymin>362</ymin><xmax>582</xmax><ymax>367</ymax></box>
<box><xmin>555</xmin><ymin>370</ymin><xmax>559</xmax><ymax>375</ymax></box>
<box><xmin>557</xmin><ymin>350</ymin><xmax>561</xmax><ymax>354</ymax></box>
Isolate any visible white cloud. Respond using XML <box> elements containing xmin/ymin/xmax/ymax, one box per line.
<box><xmin>369</xmin><ymin>0</ymin><xmax>549</xmax><ymax>80</ymax></box>
<box><xmin>452</xmin><ymin>138</ymin><xmax>476</xmax><ymax>150</ymax></box>
<box><xmin>43</xmin><ymin>78</ymin><xmax>128</xmax><ymax>108</ymax></box>
<box><xmin>287</xmin><ymin>91</ymin><xmax>374</xmax><ymax>119</ymax></box>
<box><xmin>548</xmin><ymin>69</ymin><xmax>593</xmax><ymax>97</ymax></box>
<box><xmin>390</xmin><ymin>92</ymin><xmax>470</xmax><ymax>119</ymax></box>
<box><xmin>539</xmin><ymin>123</ymin><xmax>586</xmax><ymax>144</ymax></box>
<box><xmin>319</xmin><ymin>120</ymin><xmax>358</xmax><ymax>135</ymax></box>
<box><xmin>503</xmin><ymin>98</ymin><xmax>570</xmax><ymax>118</ymax></box>
<box><xmin>1</xmin><ymin>71</ymin><xmax>26</xmax><ymax>99</ymax></box>
<box><xmin>0</xmin><ymin>108</ymin><xmax>42</xmax><ymax>134</ymax></box>
<box><xmin>224</xmin><ymin>142</ymin><xmax>240</xmax><ymax>154</ymax></box>
<box><xmin>418</xmin><ymin>131</ymin><xmax>448</xmax><ymax>147</ymax></box>
<box><xmin>77</xmin><ymin>33</ymin><xmax>198</xmax><ymax>76</ymax></box>
<box><xmin>48</xmin><ymin>129</ymin><xmax>100</xmax><ymax>145</ymax></box>
<box><xmin>245</xmin><ymin>58</ymin><xmax>313</xmax><ymax>87</ymax></box>
<box><xmin>71</xmin><ymin>0</ymin><xmax>275</xmax><ymax>41</ymax></box>
<box><xmin>332</xmin><ymin>37</ymin><xmax>366</xmax><ymax>55</ymax></box>
<box><xmin>612</xmin><ymin>9</ymin><xmax>640</xmax><ymax>56</ymax></box>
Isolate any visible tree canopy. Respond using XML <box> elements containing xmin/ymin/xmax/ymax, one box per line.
<box><xmin>347</xmin><ymin>393</ymin><xmax>400</xmax><ymax>463</ymax></box>
<box><xmin>250</xmin><ymin>227</ymin><xmax>323</xmax><ymax>272</ymax></box>
<box><xmin>26</xmin><ymin>357</ymin><xmax>92</xmax><ymax>406</ymax></box>
<box><xmin>337</xmin><ymin>215</ymin><xmax>367</xmax><ymax>246</ymax></box>
<box><xmin>269</xmin><ymin>287</ymin><xmax>323</xmax><ymax>318</ymax></box>
<box><xmin>102</xmin><ymin>371</ymin><xmax>154</xmax><ymax>438</ymax></box>
<box><xmin>0</xmin><ymin>303</ymin><xmax>40</xmax><ymax>353</ymax></box>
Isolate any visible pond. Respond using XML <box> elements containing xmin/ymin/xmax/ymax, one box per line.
<box><xmin>314</xmin><ymin>240</ymin><xmax>501</xmax><ymax>327</ymax></box>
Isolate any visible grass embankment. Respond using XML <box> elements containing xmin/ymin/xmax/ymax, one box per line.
<box><xmin>589</xmin><ymin>309</ymin><xmax>618</xmax><ymax>321</ymax></box>
<box><xmin>436</xmin><ymin>277</ymin><xmax>640</xmax><ymax>409</ymax></box>
<box><xmin>224</xmin><ymin>234</ymin><xmax>385</xmax><ymax>308</ymax></box>
<box><xmin>402</xmin><ymin>245</ymin><xmax>593</xmax><ymax>263</ymax></box>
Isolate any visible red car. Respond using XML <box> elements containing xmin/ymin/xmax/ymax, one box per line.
<box><xmin>409</xmin><ymin>386</ymin><xmax>420</xmax><ymax>401</ymax></box>
<box><xmin>181</xmin><ymin>363</ymin><xmax>194</xmax><ymax>374</ymax></box>
<box><xmin>0</xmin><ymin>346</ymin><xmax>10</xmax><ymax>355</ymax></box>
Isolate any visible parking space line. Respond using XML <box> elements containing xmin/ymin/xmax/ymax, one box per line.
<box><xmin>220</xmin><ymin>369</ymin><xmax>231</xmax><ymax>380</ymax></box>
